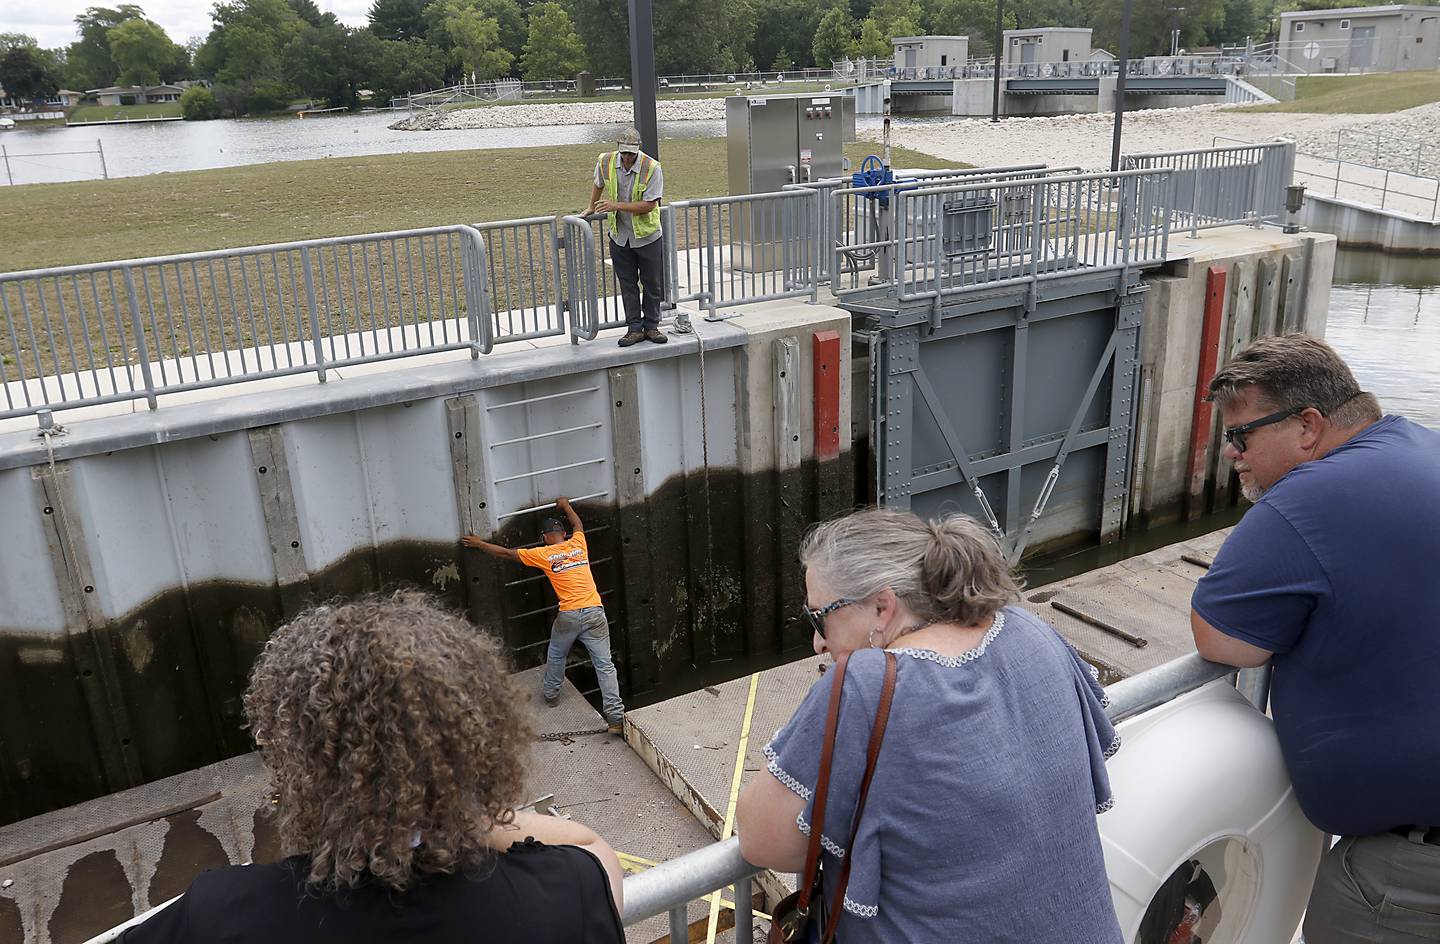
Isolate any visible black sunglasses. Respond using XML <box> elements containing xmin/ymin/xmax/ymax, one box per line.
<box><xmin>1223</xmin><ymin>408</ymin><xmax>1302</xmax><ymax>454</ymax></box>
<box><xmin>802</xmin><ymin>597</ymin><xmax>857</xmax><ymax>639</ymax></box>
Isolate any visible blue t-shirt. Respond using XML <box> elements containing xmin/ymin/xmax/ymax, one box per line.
<box><xmin>762</xmin><ymin>607</ymin><xmax>1124</xmax><ymax>943</ymax></box>
<box><xmin>1192</xmin><ymin>415</ymin><xmax>1440</xmax><ymax>837</ymax></box>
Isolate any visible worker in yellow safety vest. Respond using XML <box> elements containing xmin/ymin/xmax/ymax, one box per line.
<box><xmin>584</xmin><ymin>128</ymin><xmax>671</xmax><ymax>346</ymax></box>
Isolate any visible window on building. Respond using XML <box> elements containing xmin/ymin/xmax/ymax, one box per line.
<box><xmin>941</xmin><ymin>55</ymin><xmax>948</xmax><ymax>65</ymax></box>
<box><xmin>1340</xmin><ymin>19</ymin><xmax>1350</xmax><ymax>29</ymax></box>
<box><xmin>1063</xmin><ymin>50</ymin><xmax>1070</xmax><ymax>61</ymax></box>
<box><xmin>1295</xmin><ymin>22</ymin><xmax>1305</xmax><ymax>32</ymax></box>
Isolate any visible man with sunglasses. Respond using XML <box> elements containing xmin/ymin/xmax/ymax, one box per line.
<box><xmin>463</xmin><ymin>497</ymin><xmax>626</xmax><ymax>734</ymax></box>
<box><xmin>1189</xmin><ymin>334</ymin><xmax>1440</xmax><ymax>944</ymax></box>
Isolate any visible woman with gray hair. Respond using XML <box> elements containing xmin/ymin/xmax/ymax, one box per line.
<box><xmin>737</xmin><ymin>508</ymin><xmax>1123</xmax><ymax>942</ymax></box>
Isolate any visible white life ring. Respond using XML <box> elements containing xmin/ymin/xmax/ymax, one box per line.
<box><xmin>1100</xmin><ymin>680</ymin><xmax>1324</xmax><ymax>944</ymax></box>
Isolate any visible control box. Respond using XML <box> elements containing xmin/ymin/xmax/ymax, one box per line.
<box><xmin>725</xmin><ymin>94</ymin><xmax>855</xmax><ymax>195</ymax></box>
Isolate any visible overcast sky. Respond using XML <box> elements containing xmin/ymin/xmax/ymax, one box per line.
<box><xmin>3</xmin><ymin>0</ymin><xmax>374</xmax><ymax>50</ymax></box>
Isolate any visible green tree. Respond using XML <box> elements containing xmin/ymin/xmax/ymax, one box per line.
<box><xmin>922</xmin><ymin>0</ymin><xmax>1014</xmax><ymax>56</ymax></box>
<box><xmin>0</xmin><ymin>33</ymin><xmax>38</xmax><ymax>55</ymax></box>
<box><xmin>196</xmin><ymin>0</ymin><xmax>306</xmax><ymax>86</ymax></box>
<box><xmin>66</xmin><ymin>5</ymin><xmax>146</xmax><ymax>89</ymax></box>
<box><xmin>432</xmin><ymin>0</ymin><xmax>514</xmax><ymax>78</ymax></box>
<box><xmin>369</xmin><ymin>36</ymin><xmax>447</xmax><ymax>101</ymax></box>
<box><xmin>180</xmin><ymin>84</ymin><xmax>218</xmax><ymax>117</ymax></box>
<box><xmin>770</xmin><ymin>48</ymin><xmax>794</xmax><ymax>71</ymax></box>
<box><xmin>520</xmin><ymin>3</ymin><xmax>587</xmax><ymax>79</ymax></box>
<box><xmin>0</xmin><ymin>46</ymin><xmax>61</xmax><ymax>103</ymax></box>
<box><xmin>813</xmin><ymin>7</ymin><xmax>860</xmax><ymax>65</ymax></box>
<box><xmin>565</xmin><ymin>0</ymin><xmax>630</xmax><ymax>77</ymax></box>
<box><xmin>369</xmin><ymin>0</ymin><xmax>430</xmax><ymax>40</ymax></box>
<box><xmin>868</xmin><ymin>0</ymin><xmax>922</xmax><ymax>30</ymax></box>
<box><xmin>752</xmin><ymin>0</ymin><xmax>846</xmax><ymax>69</ymax></box>
<box><xmin>107</xmin><ymin>18</ymin><xmax>175</xmax><ymax>86</ymax></box>
<box><xmin>1090</xmin><ymin>0</ymin><xmax>1225</xmax><ymax>56</ymax></box>
<box><xmin>855</xmin><ymin>17</ymin><xmax>891</xmax><ymax>56</ymax></box>
<box><xmin>1212</xmin><ymin>0</ymin><xmax>1265</xmax><ymax>45</ymax></box>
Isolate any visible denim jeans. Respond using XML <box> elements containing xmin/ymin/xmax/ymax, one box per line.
<box><xmin>542</xmin><ymin>605</ymin><xmax>625</xmax><ymax>723</ymax></box>
<box><xmin>1303</xmin><ymin>831</ymin><xmax>1440</xmax><ymax>942</ymax></box>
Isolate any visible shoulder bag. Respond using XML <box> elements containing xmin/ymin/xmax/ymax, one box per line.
<box><xmin>768</xmin><ymin>650</ymin><xmax>898</xmax><ymax>944</ymax></box>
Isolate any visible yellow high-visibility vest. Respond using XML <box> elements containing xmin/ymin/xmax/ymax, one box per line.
<box><xmin>599</xmin><ymin>151</ymin><xmax>661</xmax><ymax>238</ymax></box>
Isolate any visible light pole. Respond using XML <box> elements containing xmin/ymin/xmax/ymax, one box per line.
<box><xmin>628</xmin><ymin>0</ymin><xmax>659</xmax><ymax>159</ymax></box>
<box><xmin>1110</xmin><ymin>0</ymin><xmax>1135</xmax><ymax>171</ymax></box>
<box><xmin>991</xmin><ymin>0</ymin><xmax>1004</xmax><ymax>122</ymax></box>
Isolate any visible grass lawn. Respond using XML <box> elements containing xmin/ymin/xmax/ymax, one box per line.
<box><xmin>1239</xmin><ymin>72</ymin><xmax>1440</xmax><ymax>114</ymax></box>
<box><xmin>68</xmin><ymin>102</ymin><xmax>184</xmax><ymax>123</ymax></box>
<box><xmin>0</xmin><ymin>138</ymin><xmax>959</xmax><ymax>272</ymax></box>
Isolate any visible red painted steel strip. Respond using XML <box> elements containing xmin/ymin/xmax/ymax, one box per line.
<box><xmin>813</xmin><ymin>330</ymin><xmax>841</xmax><ymax>460</ymax></box>
<box><xmin>1187</xmin><ymin>266</ymin><xmax>1228</xmax><ymax>502</ymax></box>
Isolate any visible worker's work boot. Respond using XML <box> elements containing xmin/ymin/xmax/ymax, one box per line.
<box><xmin>617</xmin><ymin>330</ymin><xmax>645</xmax><ymax>347</ymax></box>
<box><xmin>644</xmin><ymin>328</ymin><xmax>667</xmax><ymax>344</ymax></box>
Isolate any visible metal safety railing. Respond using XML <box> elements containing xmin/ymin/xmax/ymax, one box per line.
<box><xmin>4</xmin><ymin>150</ymin><xmax>1294</xmax><ymax>420</ymax></box>
<box><xmin>832</xmin><ymin>168</ymin><xmax>1173</xmax><ymax>304</ymax></box>
<box><xmin>88</xmin><ymin>653</ymin><xmax>1254</xmax><ymax>944</ymax></box>
<box><xmin>0</xmin><ymin>225</ymin><xmax>490</xmax><ymax>421</ymax></box>
<box><xmin>1123</xmin><ymin>141</ymin><xmax>1294</xmax><ymax>235</ymax></box>
<box><xmin>825</xmin><ymin>164</ymin><xmax>1082</xmax><ymax>294</ymax></box>
<box><xmin>662</xmin><ymin>189</ymin><xmax>823</xmax><ymax>321</ymax></box>
<box><xmin>474</xmin><ymin>216</ymin><xmax>570</xmax><ymax>343</ymax></box>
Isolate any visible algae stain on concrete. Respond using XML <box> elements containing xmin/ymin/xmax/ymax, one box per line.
<box><xmin>120</xmin><ymin>623</ymin><xmax>155</xmax><ymax>674</ymax></box>
<box><xmin>430</xmin><ymin>562</ymin><xmax>461</xmax><ymax>591</ymax></box>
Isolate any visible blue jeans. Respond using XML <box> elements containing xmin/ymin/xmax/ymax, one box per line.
<box><xmin>543</xmin><ymin>606</ymin><xmax>625</xmax><ymax>723</ymax></box>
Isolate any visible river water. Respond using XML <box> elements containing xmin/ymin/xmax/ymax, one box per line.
<box><xmin>0</xmin><ymin>111</ymin><xmax>727</xmax><ymax>184</ymax></box>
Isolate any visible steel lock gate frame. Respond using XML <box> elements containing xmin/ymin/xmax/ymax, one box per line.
<box><xmin>868</xmin><ymin>273</ymin><xmax>1146</xmax><ymax>562</ymax></box>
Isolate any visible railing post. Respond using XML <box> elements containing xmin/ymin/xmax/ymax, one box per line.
<box><xmin>299</xmin><ymin>246</ymin><xmax>327</xmax><ymax>381</ymax></box>
<box><xmin>1</xmin><ymin>145</ymin><xmax>11</xmax><ymax>186</ymax></box>
<box><xmin>550</xmin><ymin>218</ymin><xmax>576</xmax><ymax>346</ymax></box>
<box><xmin>811</xmin><ymin>188</ymin><xmax>822</xmax><ymax>304</ymax></box>
<box><xmin>120</xmin><ymin>267</ymin><xmax>159</xmax><ymax>410</ymax></box>
<box><xmin>460</xmin><ymin>225</ymin><xmax>493</xmax><ymax>355</ymax></box>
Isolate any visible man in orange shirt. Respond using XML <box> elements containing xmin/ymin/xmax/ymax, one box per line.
<box><xmin>462</xmin><ymin>497</ymin><xmax>625</xmax><ymax>734</ymax></box>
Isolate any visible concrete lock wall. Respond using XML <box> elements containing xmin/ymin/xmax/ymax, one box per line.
<box><xmin>0</xmin><ymin>308</ymin><xmax>854</xmax><ymax>825</ymax></box>
<box><xmin>1301</xmin><ymin>193</ymin><xmax>1440</xmax><ymax>254</ymax></box>
<box><xmin>1130</xmin><ymin>230</ymin><xmax>1337</xmax><ymax>524</ymax></box>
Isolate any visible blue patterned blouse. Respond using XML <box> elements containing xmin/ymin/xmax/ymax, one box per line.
<box><xmin>762</xmin><ymin>606</ymin><xmax>1124</xmax><ymax>943</ymax></box>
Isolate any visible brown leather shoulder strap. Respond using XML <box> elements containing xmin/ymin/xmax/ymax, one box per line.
<box><xmin>821</xmin><ymin>651</ymin><xmax>898</xmax><ymax>943</ymax></box>
<box><xmin>795</xmin><ymin>653</ymin><xmax>849</xmax><ymax>915</ymax></box>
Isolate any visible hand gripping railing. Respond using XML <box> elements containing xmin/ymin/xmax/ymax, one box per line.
<box><xmin>84</xmin><ymin>653</ymin><xmax>1253</xmax><ymax>944</ymax></box>
<box><xmin>0</xmin><ymin>225</ymin><xmax>491</xmax><ymax>421</ymax></box>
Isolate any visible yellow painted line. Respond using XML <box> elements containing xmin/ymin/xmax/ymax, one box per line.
<box><xmin>706</xmin><ymin>672</ymin><xmax>761</xmax><ymax>944</ymax></box>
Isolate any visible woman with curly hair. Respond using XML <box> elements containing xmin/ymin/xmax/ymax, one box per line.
<box><xmin>121</xmin><ymin>591</ymin><xmax>625</xmax><ymax>943</ymax></box>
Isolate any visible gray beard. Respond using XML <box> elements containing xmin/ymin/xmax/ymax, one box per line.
<box><xmin>1240</xmin><ymin>480</ymin><xmax>1264</xmax><ymax>502</ymax></box>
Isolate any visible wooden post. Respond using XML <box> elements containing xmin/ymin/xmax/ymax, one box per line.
<box><xmin>1186</xmin><ymin>266</ymin><xmax>1227</xmax><ymax>518</ymax></box>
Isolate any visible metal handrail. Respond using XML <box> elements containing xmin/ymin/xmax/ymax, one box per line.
<box><xmin>1</xmin><ymin>225</ymin><xmax>491</xmax><ymax>421</ymax></box>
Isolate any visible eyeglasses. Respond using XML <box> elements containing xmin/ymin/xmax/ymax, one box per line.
<box><xmin>1222</xmin><ymin>408</ymin><xmax>1302</xmax><ymax>454</ymax></box>
<box><xmin>802</xmin><ymin>597</ymin><xmax>857</xmax><ymax>639</ymax></box>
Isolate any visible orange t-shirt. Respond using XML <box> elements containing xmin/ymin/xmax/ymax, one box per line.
<box><xmin>515</xmin><ymin>531</ymin><xmax>603</xmax><ymax>611</ymax></box>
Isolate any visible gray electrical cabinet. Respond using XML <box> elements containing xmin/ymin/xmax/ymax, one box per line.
<box><xmin>726</xmin><ymin>93</ymin><xmax>855</xmax><ymax>195</ymax></box>
<box><xmin>726</xmin><ymin>93</ymin><xmax>854</xmax><ymax>271</ymax></box>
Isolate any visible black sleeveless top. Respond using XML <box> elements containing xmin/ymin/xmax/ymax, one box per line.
<box><xmin>119</xmin><ymin>840</ymin><xmax>624</xmax><ymax>943</ymax></box>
